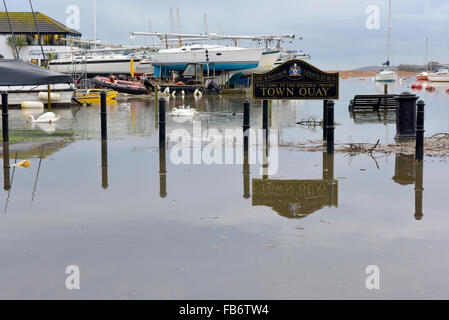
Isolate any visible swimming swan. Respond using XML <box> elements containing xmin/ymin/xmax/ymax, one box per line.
<box><xmin>26</xmin><ymin>112</ymin><xmax>60</xmax><ymax>123</ymax></box>
<box><xmin>170</xmin><ymin>106</ymin><xmax>198</xmax><ymax>116</ymax></box>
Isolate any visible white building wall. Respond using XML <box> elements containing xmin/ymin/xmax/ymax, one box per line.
<box><xmin>0</xmin><ymin>35</ymin><xmax>72</xmax><ymax>64</ymax></box>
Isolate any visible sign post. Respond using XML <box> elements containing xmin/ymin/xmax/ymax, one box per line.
<box><xmin>252</xmin><ymin>59</ymin><xmax>339</xmax><ymax>154</ymax></box>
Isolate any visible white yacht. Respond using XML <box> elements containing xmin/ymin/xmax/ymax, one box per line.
<box><xmin>49</xmin><ymin>53</ymin><xmax>141</xmax><ymax>76</ymax></box>
<box><xmin>375</xmin><ymin>0</ymin><xmax>397</xmax><ymax>82</ymax></box>
<box><xmin>151</xmin><ymin>44</ymin><xmax>280</xmax><ymax>77</ymax></box>
<box><xmin>427</xmin><ymin>69</ymin><xmax>449</xmax><ymax>82</ymax></box>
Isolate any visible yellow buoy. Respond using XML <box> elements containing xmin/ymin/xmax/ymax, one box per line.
<box><xmin>14</xmin><ymin>160</ymin><xmax>30</xmax><ymax>168</ymax></box>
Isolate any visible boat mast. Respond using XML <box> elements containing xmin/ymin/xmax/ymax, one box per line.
<box><xmin>386</xmin><ymin>0</ymin><xmax>391</xmax><ymax>65</ymax></box>
<box><xmin>425</xmin><ymin>37</ymin><xmax>429</xmax><ymax>71</ymax></box>
<box><xmin>93</xmin><ymin>0</ymin><xmax>97</xmax><ymax>47</ymax></box>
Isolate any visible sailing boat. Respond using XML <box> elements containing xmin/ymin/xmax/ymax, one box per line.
<box><xmin>416</xmin><ymin>37</ymin><xmax>429</xmax><ymax>80</ymax></box>
<box><xmin>375</xmin><ymin>0</ymin><xmax>397</xmax><ymax>82</ymax></box>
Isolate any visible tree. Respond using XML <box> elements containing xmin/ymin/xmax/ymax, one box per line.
<box><xmin>6</xmin><ymin>35</ymin><xmax>27</xmax><ymax>59</ymax></box>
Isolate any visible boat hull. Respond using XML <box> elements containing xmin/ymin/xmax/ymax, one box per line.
<box><xmin>92</xmin><ymin>77</ymin><xmax>148</xmax><ymax>95</ymax></box>
<box><xmin>0</xmin><ymin>84</ymin><xmax>74</xmax><ymax>106</ymax></box>
<box><xmin>427</xmin><ymin>75</ymin><xmax>449</xmax><ymax>82</ymax></box>
<box><xmin>49</xmin><ymin>58</ymin><xmax>141</xmax><ymax>76</ymax></box>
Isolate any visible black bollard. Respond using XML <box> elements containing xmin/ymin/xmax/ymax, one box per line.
<box><xmin>243</xmin><ymin>149</ymin><xmax>250</xmax><ymax>199</ymax></box>
<box><xmin>323</xmin><ymin>100</ymin><xmax>328</xmax><ymax>141</ymax></box>
<box><xmin>159</xmin><ymin>97</ymin><xmax>166</xmax><ymax>149</ymax></box>
<box><xmin>415</xmin><ymin>100</ymin><xmax>425</xmax><ymax>161</ymax></box>
<box><xmin>384</xmin><ymin>84</ymin><xmax>388</xmax><ymax>94</ymax></box>
<box><xmin>101</xmin><ymin>140</ymin><xmax>108</xmax><ymax>189</ymax></box>
<box><xmin>2</xmin><ymin>92</ymin><xmax>9</xmax><ymax>142</ymax></box>
<box><xmin>100</xmin><ymin>91</ymin><xmax>107</xmax><ymax>140</ymax></box>
<box><xmin>394</xmin><ymin>92</ymin><xmax>418</xmax><ymax>141</ymax></box>
<box><xmin>326</xmin><ymin>100</ymin><xmax>335</xmax><ymax>155</ymax></box>
<box><xmin>3</xmin><ymin>141</ymin><xmax>10</xmax><ymax>191</ymax></box>
<box><xmin>414</xmin><ymin>160</ymin><xmax>424</xmax><ymax>220</ymax></box>
<box><xmin>262</xmin><ymin>99</ymin><xmax>268</xmax><ymax>145</ymax></box>
<box><xmin>159</xmin><ymin>144</ymin><xmax>167</xmax><ymax>198</ymax></box>
<box><xmin>243</xmin><ymin>99</ymin><xmax>250</xmax><ymax>152</ymax></box>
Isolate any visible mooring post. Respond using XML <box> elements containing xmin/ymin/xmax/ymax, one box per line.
<box><xmin>159</xmin><ymin>143</ymin><xmax>167</xmax><ymax>198</ymax></box>
<box><xmin>159</xmin><ymin>97</ymin><xmax>166</xmax><ymax>148</ymax></box>
<box><xmin>243</xmin><ymin>98</ymin><xmax>250</xmax><ymax>152</ymax></box>
<box><xmin>384</xmin><ymin>83</ymin><xmax>388</xmax><ymax>94</ymax></box>
<box><xmin>262</xmin><ymin>99</ymin><xmax>269</xmax><ymax>145</ymax></box>
<box><xmin>323</xmin><ymin>100</ymin><xmax>328</xmax><ymax>141</ymax></box>
<box><xmin>100</xmin><ymin>91</ymin><xmax>107</xmax><ymax>140</ymax></box>
<box><xmin>415</xmin><ymin>100</ymin><xmax>425</xmax><ymax>161</ymax></box>
<box><xmin>414</xmin><ymin>160</ymin><xmax>424</xmax><ymax>220</ymax></box>
<box><xmin>326</xmin><ymin>100</ymin><xmax>335</xmax><ymax>155</ymax></box>
<box><xmin>155</xmin><ymin>89</ymin><xmax>159</xmax><ymax>128</ymax></box>
<box><xmin>101</xmin><ymin>140</ymin><xmax>108</xmax><ymax>189</ymax></box>
<box><xmin>3</xmin><ymin>142</ymin><xmax>10</xmax><ymax>191</ymax></box>
<box><xmin>2</xmin><ymin>92</ymin><xmax>9</xmax><ymax>142</ymax></box>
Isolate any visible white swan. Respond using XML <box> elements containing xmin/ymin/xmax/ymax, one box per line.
<box><xmin>171</xmin><ymin>90</ymin><xmax>176</xmax><ymax>97</ymax></box>
<box><xmin>26</xmin><ymin>112</ymin><xmax>60</xmax><ymax>123</ymax></box>
<box><xmin>170</xmin><ymin>106</ymin><xmax>198</xmax><ymax>116</ymax></box>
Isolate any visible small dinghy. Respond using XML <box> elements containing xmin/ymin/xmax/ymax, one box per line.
<box><xmin>92</xmin><ymin>76</ymin><xmax>149</xmax><ymax>95</ymax></box>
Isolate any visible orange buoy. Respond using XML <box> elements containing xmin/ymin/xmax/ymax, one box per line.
<box><xmin>411</xmin><ymin>83</ymin><xmax>423</xmax><ymax>89</ymax></box>
<box><xmin>426</xmin><ymin>85</ymin><xmax>435</xmax><ymax>92</ymax></box>
<box><xmin>360</xmin><ymin>77</ymin><xmax>365</xmax><ymax>81</ymax></box>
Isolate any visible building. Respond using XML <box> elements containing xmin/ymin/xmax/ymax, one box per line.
<box><xmin>0</xmin><ymin>12</ymin><xmax>81</xmax><ymax>66</ymax></box>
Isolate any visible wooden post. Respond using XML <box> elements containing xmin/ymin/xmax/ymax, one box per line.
<box><xmin>262</xmin><ymin>99</ymin><xmax>269</xmax><ymax>146</ymax></box>
<box><xmin>326</xmin><ymin>100</ymin><xmax>335</xmax><ymax>155</ymax></box>
<box><xmin>243</xmin><ymin>99</ymin><xmax>250</xmax><ymax>152</ymax></box>
<box><xmin>159</xmin><ymin>97</ymin><xmax>166</xmax><ymax>148</ymax></box>
<box><xmin>100</xmin><ymin>91</ymin><xmax>107</xmax><ymax>140</ymax></box>
<box><xmin>323</xmin><ymin>100</ymin><xmax>328</xmax><ymax>141</ymax></box>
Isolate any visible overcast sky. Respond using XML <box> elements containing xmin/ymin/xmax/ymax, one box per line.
<box><xmin>3</xmin><ymin>0</ymin><xmax>449</xmax><ymax>69</ymax></box>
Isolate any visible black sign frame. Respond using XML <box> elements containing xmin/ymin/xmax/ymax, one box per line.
<box><xmin>252</xmin><ymin>59</ymin><xmax>339</xmax><ymax>100</ymax></box>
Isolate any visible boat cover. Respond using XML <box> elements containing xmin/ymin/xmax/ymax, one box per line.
<box><xmin>0</xmin><ymin>59</ymin><xmax>72</xmax><ymax>86</ymax></box>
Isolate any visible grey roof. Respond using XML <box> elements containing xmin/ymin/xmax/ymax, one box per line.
<box><xmin>0</xmin><ymin>12</ymin><xmax>81</xmax><ymax>36</ymax></box>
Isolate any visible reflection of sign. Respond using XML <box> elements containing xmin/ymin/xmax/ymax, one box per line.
<box><xmin>253</xmin><ymin>59</ymin><xmax>339</xmax><ymax>100</ymax></box>
<box><xmin>252</xmin><ymin>179</ymin><xmax>338</xmax><ymax>219</ymax></box>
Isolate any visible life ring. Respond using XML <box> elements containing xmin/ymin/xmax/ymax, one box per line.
<box><xmin>175</xmin><ymin>81</ymin><xmax>185</xmax><ymax>85</ymax></box>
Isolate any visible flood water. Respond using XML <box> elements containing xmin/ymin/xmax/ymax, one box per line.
<box><xmin>0</xmin><ymin>77</ymin><xmax>448</xmax><ymax>299</ymax></box>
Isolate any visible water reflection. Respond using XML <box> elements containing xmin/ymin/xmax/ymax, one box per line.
<box><xmin>2</xmin><ymin>142</ymin><xmax>10</xmax><ymax>191</ymax></box>
<box><xmin>252</xmin><ymin>152</ymin><xmax>338</xmax><ymax>219</ymax></box>
<box><xmin>159</xmin><ymin>145</ymin><xmax>167</xmax><ymax>198</ymax></box>
<box><xmin>350</xmin><ymin>109</ymin><xmax>396</xmax><ymax>124</ymax></box>
<box><xmin>392</xmin><ymin>153</ymin><xmax>424</xmax><ymax>220</ymax></box>
<box><xmin>101</xmin><ymin>140</ymin><xmax>108</xmax><ymax>189</ymax></box>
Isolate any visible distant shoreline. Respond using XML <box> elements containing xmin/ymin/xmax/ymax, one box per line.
<box><xmin>332</xmin><ymin>71</ymin><xmax>417</xmax><ymax>77</ymax></box>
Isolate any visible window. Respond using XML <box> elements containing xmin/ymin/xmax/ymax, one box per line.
<box><xmin>216</xmin><ymin>53</ymin><xmax>222</xmax><ymax>56</ymax></box>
